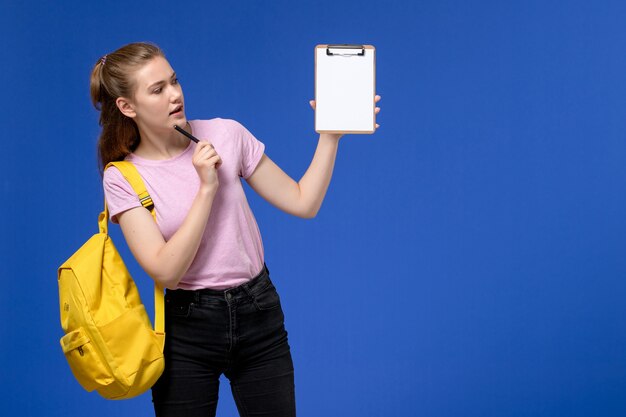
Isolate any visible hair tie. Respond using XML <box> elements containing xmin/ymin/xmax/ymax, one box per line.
<box><xmin>100</xmin><ymin>55</ymin><xmax>107</xmax><ymax>66</ymax></box>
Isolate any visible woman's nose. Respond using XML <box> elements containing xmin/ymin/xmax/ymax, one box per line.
<box><xmin>170</xmin><ymin>85</ymin><xmax>182</xmax><ymax>100</ymax></box>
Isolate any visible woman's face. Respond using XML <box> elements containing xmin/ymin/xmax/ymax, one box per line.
<box><xmin>124</xmin><ymin>56</ymin><xmax>186</xmax><ymax>133</ymax></box>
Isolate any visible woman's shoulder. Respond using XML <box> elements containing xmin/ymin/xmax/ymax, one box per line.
<box><xmin>102</xmin><ymin>165</ymin><xmax>134</xmax><ymax>195</ymax></box>
<box><xmin>102</xmin><ymin>164</ymin><xmax>122</xmax><ymax>183</ymax></box>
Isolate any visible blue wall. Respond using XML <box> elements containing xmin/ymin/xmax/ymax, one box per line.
<box><xmin>2</xmin><ymin>0</ymin><xmax>626</xmax><ymax>415</ymax></box>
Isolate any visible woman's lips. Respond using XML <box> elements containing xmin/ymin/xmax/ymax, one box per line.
<box><xmin>169</xmin><ymin>106</ymin><xmax>183</xmax><ymax>116</ymax></box>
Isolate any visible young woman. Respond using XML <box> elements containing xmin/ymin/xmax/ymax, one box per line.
<box><xmin>91</xmin><ymin>42</ymin><xmax>380</xmax><ymax>417</ymax></box>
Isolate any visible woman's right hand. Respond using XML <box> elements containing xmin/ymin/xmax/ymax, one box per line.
<box><xmin>192</xmin><ymin>141</ymin><xmax>222</xmax><ymax>191</ymax></box>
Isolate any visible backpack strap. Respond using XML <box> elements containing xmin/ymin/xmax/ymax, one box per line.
<box><xmin>103</xmin><ymin>161</ymin><xmax>165</xmax><ymax>347</ymax></box>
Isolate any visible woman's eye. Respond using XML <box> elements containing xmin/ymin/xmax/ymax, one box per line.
<box><xmin>153</xmin><ymin>88</ymin><xmax>162</xmax><ymax>94</ymax></box>
<box><xmin>172</xmin><ymin>78</ymin><xmax>179</xmax><ymax>85</ymax></box>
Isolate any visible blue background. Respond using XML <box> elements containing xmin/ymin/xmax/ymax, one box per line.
<box><xmin>2</xmin><ymin>0</ymin><xmax>626</xmax><ymax>415</ymax></box>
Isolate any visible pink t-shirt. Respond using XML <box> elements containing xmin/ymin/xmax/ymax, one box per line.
<box><xmin>102</xmin><ymin>118</ymin><xmax>265</xmax><ymax>290</ymax></box>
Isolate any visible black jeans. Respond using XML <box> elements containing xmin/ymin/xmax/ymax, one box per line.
<box><xmin>151</xmin><ymin>265</ymin><xmax>296</xmax><ymax>416</ymax></box>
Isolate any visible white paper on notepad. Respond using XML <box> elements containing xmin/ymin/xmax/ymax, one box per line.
<box><xmin>315</xmin><ymin>46</ymin><xmax>375</xmax><ymax>133</ymax></box>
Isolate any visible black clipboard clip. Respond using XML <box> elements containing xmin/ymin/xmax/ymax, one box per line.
<box><xmin>326</xmin><ymin>44</ymin><xmax>365</xmax><ymax>56</ymax></box>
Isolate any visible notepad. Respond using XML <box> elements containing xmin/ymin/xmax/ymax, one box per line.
<box><xmin>315</xmin><ymin>44</ymin><xmax>376</xmax><ymax>134</ymax></box>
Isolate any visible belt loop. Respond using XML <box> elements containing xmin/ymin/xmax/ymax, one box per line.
<box><xmin>193</xmin><ymin>291</ymin><xmax>199</xmax><ymax>304</ymax></box>
<box><xmin>242</xmin><ymin>282</ymin><xmax>254</xmax><ymax>298</ymax></box>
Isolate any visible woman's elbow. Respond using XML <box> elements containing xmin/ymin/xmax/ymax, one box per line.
<box><xmin>146</xmin><ymin>272</ymin><xmax>174</xmax><ymax>290</ymax></box>
<box><xmin>145</xmin><ymin>264</ymin><xmax>182</xmax><ymax>290</ymax></box>
<box><xmin>296</xmin><ymin>204</ymin><xmax>320</xmax><ymax>219</ymax></box>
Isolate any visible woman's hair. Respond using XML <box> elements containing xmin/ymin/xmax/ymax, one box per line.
<box><xmin>90</xmin><ymin>42</ymin><xmax>165</xmax><ymax>174</ymax></box>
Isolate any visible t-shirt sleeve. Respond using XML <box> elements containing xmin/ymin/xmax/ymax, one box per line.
<box><xmin>233</xmin><ymin>120</ymin><xmax>265</xmax><ymax>179</ymax></box>
<box><xmin>102</xmin><ymin>166</ymin><xmax>142</xmax><ymax>224</ymax></box>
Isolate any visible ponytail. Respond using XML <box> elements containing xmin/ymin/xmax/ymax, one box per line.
<box><xmin>89</xmin><ymin>42</ymin><xmax>164</xmax><ymax>175</ymax></box>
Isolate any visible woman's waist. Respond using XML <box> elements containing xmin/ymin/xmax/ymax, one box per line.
<box><xmin>166</xmin><ymin>263</ymin><xmax>271</xmax><ymax>302</ymax></box>
<box><xmin>173</xmin><ymin>260</ymin><xmax>267</xmax><ymax>292</ymax></box>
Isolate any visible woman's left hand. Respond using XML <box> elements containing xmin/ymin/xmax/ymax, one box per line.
<box><xmin>309</xmin><ymin>94</ymin><xmax>382</xmax><ymax>130</ymax></box>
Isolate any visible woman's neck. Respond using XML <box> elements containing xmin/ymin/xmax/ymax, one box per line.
<box><xmin>133</xmin><ymin>121</ymin><xmax>193</xmax><ymax>160</ymax></box>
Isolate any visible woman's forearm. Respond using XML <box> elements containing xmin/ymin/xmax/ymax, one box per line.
<box><xmin>153</xmin><ymin>185</ymin><xmax>217</xmax><ymax>288</ymax></box>
<box><xmin>297</xmin><ymin>133</ymin><xmax>341</xmax><ymax>217</ymax></box>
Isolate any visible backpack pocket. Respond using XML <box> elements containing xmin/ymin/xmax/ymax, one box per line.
<box><xmin>97</xmin><ymin>305</ymin><xmax>164</xmax><ymax>398</ymax></box>
<box><xmin>60</xmin><ymin>328</ymin><xmax>113</xmax><ymax>392</ymax></box>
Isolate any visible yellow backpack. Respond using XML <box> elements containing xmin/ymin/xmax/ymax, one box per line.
<box><xmin>58</xmin><ymin>161</ymin><xmax>165</xmax><ymax>400</ymax></box>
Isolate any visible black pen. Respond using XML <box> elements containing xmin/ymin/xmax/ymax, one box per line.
<box><xmin>173</xmin><ymin>124</ymin><xmax>199</xmax><ymax>143</ymax></box>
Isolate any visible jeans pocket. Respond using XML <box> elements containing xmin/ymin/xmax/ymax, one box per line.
<box><xmin>165</xmin><ymin>294</ymin><xmax>194</xmax><ymax>318</ymax></box>
<box><xmin>252</xmin><ymin>282</ymin><xmax>281</xmax><ymax>311</ymax></box>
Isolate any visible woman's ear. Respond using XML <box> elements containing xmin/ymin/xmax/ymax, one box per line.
<box><xmin>116</xmin><ymin>97</ymin><xmax>136</xmax><ymax>118</ymax></box>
